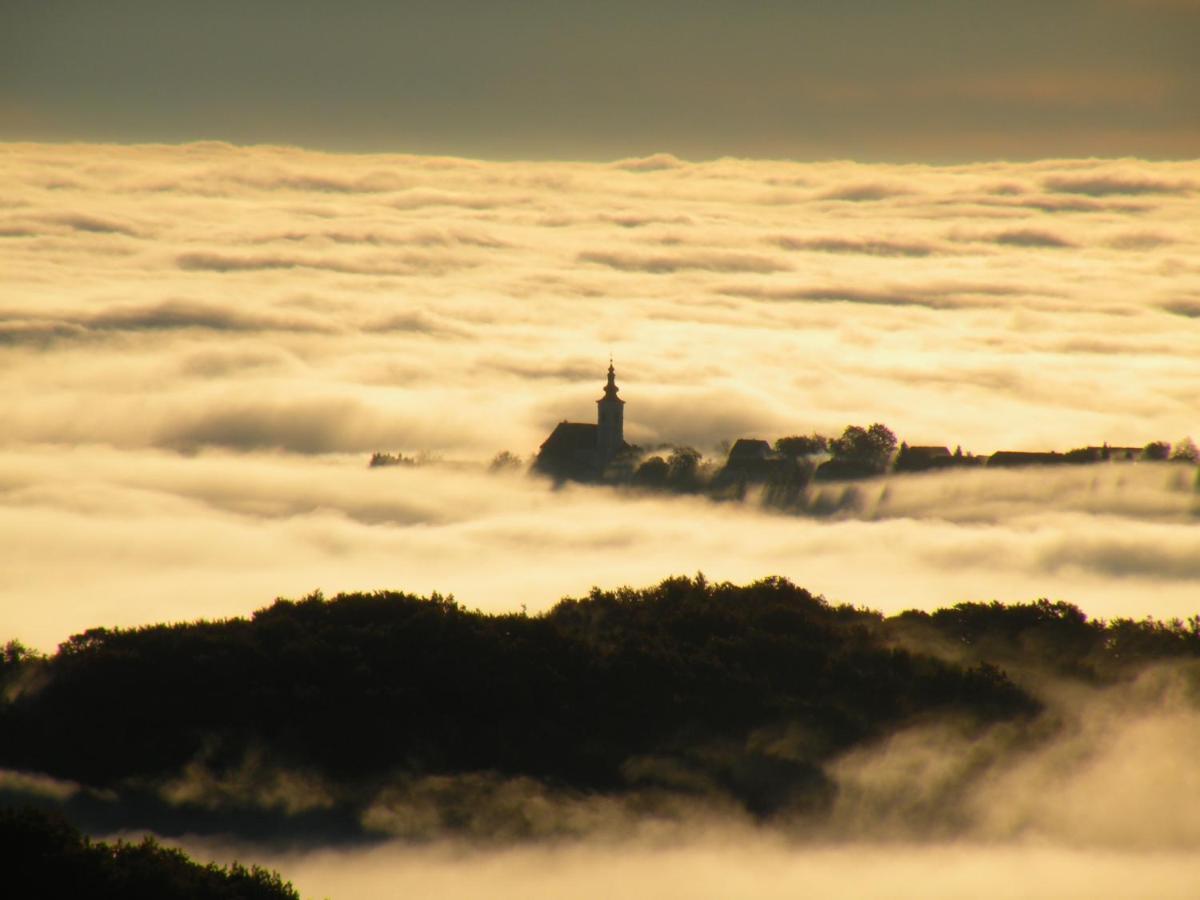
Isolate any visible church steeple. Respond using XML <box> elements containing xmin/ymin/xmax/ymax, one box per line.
<box><xmin>596</xmin><ymin>358</ymin><xmax>625</xmax><ymax>465</ymax></box>
<box><xmin>603</xmin><ymin>358</ymin><xmax>619</xmax><ymax>398</ymax></box>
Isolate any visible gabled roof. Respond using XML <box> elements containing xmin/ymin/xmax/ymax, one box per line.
<box><xmin>906</xmin><ymin>445</ymin><xmax>951</xmax><ymax>457</ymax></box>
<box><xmin>539</xmin><ymin>421</ymin><xmax>597</xmax><ymax>453</ymax></box>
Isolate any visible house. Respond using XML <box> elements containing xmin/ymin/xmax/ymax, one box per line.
<box><xmin>714</xmin><ymin>439</ymin><xmax>788</xmax><ymax>487</ymax></box>
<box><xmin>893</xmin><ymin>444</ymin><xmax>952</xmax><ymax>473</ymax></box>
<box><xmin>534</xmin><ymin>361</ymin><xmax>629</xmax><ymax>481</ymax></box>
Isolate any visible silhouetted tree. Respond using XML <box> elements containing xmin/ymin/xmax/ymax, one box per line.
<box><xmin>831</xmin><ymin>424</ymin><xmax>895</xmax><ymax>469</ymax></box>
<box><xmin>1064</xmin><ymin>446</ymin><xmax>1103</xmax><ymax>464</ymax></box>
<box><xmin>1170</xmin><ymin>437</ymin><xmax>1199</xmax><ymax>464</ymax></box>
<box><xmin>633</xmin><ymin>455</ymin><xmax>669</xmax><ymax>488</ymax></box>
<box><xmin>368</xmin><ymin>451</ymin><xmax>416</xmax><ymax>468</ymax></box>
<box><xmin>488</xmin><ymin>451</ymin><xmax>523</xmax><ymax>472</ymax></box>
<box><xmin>1142</xmin><ymin>440</ymin><xmax>1171</xmax><ymax>461</ymax></box>
<box><xmin>817</xmin><ymin>423</ymin><xmax>897</xmax><ymax>480</ymax></box>
<box><xmin>666</xmin><ymin>446</ymin><xmax>703</xmax><ymax>491</ymax></box>
<box><xmin>774</xmin><ymin>434</ymin><xmax>829</xmax><ymax>458</ymax></box>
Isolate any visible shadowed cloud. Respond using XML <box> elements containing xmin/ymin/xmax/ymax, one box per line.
<box><xmin>42</xmin><ymin>213</ymin><xmax>141</xmax><ymax>236</ymax></box>
<box><xmin>720</xmin><ymin>281</ymin><xmax>1022</xmax><ymax>310</ymax></box>
<box><xmin>610</xmin><ymin>154</ymin><xmax>687</xmax><ymax>172</ymax></box>
<box><xmin>176</xmin><ymin>251</ymin><xmax>472</xmax><ymax>277</ymax></box>
<box><xmin>1160</xmin><ymin>300</ymin><xmax>1200</xmax><ymax>319</ymax></box>
<box><xmin>819</xmin><ymin>183</ymin><xmax>913</xmax><ymax>202</ymax></box>
<box><xmin>990</xmin><ymin>229</ymin><xmax>1077</xmax><ymax>249</ymax></box>
<box><xmin>0</xmin><ymin>300</ymin><xmax>336</xmax><ymax>345</ymax></box>
<box><xmin>771</xmin><ymin>236</ymin><xmax>937</xmax><ymax>257</ymax></box>
<box><xmin>1043</xmin><ymin>174</ymin><xmax>1192</xmax><ymax>197</ymax></box>
<box><xmin>578</xmin><ymin>250</ymin><xmax>788</xmax><ymax>274</ymax></box>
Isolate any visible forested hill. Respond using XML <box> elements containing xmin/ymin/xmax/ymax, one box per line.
<box><xmin>2</xmin><ymin>577</ymin><xmax>1199</xmax><ymax>841</ymax></box>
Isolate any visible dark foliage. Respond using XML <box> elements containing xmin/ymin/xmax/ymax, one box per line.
<box><xmin>367</xmin><ymin>451</ymin><xmax>417</xmax><ymax>468</ymax></box>
<box><xmin>829</xmin><ymin>423</ymin><xmax>896</xmax><ymax>472</ymax></box>
<box><xmin>632</xmin><ymin>454</ymin><xmax>670</xmax><ymax>488</ymax></box>
<box><xmin>773</xmin><ymin>434</ymin><xmax>829</xmax><ymax>458</ymax></box>
<box><xmin>1142</xmin><ymin>440</ymin><xmax>1171</xmax><ymax>461</ymax></box>
<box><xmin>0</xmin><ymin>806</ymin><xmax>297</xmax><ymax>900</ymax></box>
<box><xmin>0</xmin><ymin>579</ymin><xmax>1032</xmax><ymax>817</ymax></box>
<box><xmin>1170</xmin><ymin>436</ymin><xmax>1199</xmax><ymax>463</ymax></box>
<box><xmin>4</xmin><ymin>578</ymin><xmax>1199</xmax><ymax>840</ymax></box>
<box><xmin>888</xmin><ymin>598</ymin><xmax>1200</xmax><ymax>683</ymax></box>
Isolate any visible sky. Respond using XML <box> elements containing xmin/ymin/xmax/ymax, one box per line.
<box><xmin>3</xmin><ymin>1</ymin><xmax>1199</xmax><ymax>161</ymax></box>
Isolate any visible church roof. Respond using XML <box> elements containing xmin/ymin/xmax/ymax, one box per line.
<box><xmin>539</xmin><ymin>421</ymin><xmax>598</xmax><ymax>453</ymax></box>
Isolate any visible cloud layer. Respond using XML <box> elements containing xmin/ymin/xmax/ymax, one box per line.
<box><xmin>1</xmin><ymin>143</ymin><xmax>1200</xmax><ymax>651</ymax></box>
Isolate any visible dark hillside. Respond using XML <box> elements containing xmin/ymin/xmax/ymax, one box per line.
<box><xmin>2</xmin><ymin>577</ymin><xmax>1197</xmax><ymax>842</ymax></box>
<box><xmin>887</xmin><ymin>598</ymin><xmax>1200</xmax><ymax>683</ymax></box>
<box><xmin>0</xmin><ymin>577</ymin><xmax>1031</xmax><ymax>831</ymax></box>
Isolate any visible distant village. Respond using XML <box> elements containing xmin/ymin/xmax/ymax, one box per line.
<box><xmin>528</xmin><ymin>364</ymin><xmax>1200</xmax><ymax>494</ymax></box>
<box><xmin>371</xmin><ymin>363</ymin><xmax>1198</xmax><ymax>499</ymax></box>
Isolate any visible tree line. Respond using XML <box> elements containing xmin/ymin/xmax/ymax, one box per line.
<box><xmin>3</xmin><ymin>576</ymin><xmax>1199</xmax><ymax>839</ymax></box>
<box><xmin>511</xmin><ymin>422</ymin><xmax>1200</xmax><ymax>506</ymax></box>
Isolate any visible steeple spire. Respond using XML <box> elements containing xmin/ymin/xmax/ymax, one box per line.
<box><xmin>596</xmin><ymin>357</ymin><xmax>625</xmax><ymax>464</ymax></box>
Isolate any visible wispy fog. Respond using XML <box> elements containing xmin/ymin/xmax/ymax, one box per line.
<box><xmin>151</xmin><ymin>657</ymin><xmax>1200</xmax><ymax>899</ymax></box>
<box><xmin>2</xmin><ymin>144</ymin><xmax>1199</xmax><ymax>650</ymax></box>
<box><xmin>184</xmin><ymin>839</ymin><xmax>1200</xmax><ymax>900</ymax></box>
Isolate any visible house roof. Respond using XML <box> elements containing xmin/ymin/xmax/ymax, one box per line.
<box><xmin>906</xmin><ymin>445</ymin><xmax>951</xmax><ymax>457</ymax></box>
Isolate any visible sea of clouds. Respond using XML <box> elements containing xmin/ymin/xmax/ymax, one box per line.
<box><xmin>5</xmin><ymin>140</ymin><xmax>1200</xmax><ymax>897</ymax></box>
<box><xmin>2</xmin><ymin>142</ymin><xmax>1199</xmax><ymax>651</ymax></box>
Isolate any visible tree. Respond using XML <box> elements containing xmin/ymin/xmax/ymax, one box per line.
<box><xmin>633</xmin><ymin>455</ymin><xmax>669</xmax><ymax>488</ymax></box>
<box><xmin>368</xmin><ymin>451</ymin><xmax>415</xmax><ymax>468</ymax></box>
<box><xmin>488</xmin><ymin>451</ymin><xmax>523</xmax><ymax>472</ymax></box>
<box><xmin>1142</xmin><ymin>440</ymin><xmax>1171</xmax><ymax>461</ymax></box>
<box><xmin>1171</xmin><ymin>437</ymin><xmax>1199</xmax><ymax>464</ymax></box>
<box><xmin>830</xmin><ymin>423</ymin><xmax>897</xmax><ymax>473</ymax></box>
<box><xmin>774</xmin><ymin>434</ymin><xmax>829</xmax><ymax>458</ymax></box>
<box><xmin>666</xmin><ymin>446</ymin><xmax>703</xmax><ymax>490</ymax></box>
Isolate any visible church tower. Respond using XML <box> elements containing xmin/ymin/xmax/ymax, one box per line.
<box><xmin>596</xmin><ymin>359</ymin><xmax>625</xmax><ymax>465</ymax></box>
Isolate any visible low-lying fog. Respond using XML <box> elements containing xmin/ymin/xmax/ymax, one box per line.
<box><xmin>2</xmin><ymin>143</ymin><xmax>1199</xmax><ymax>644</ymax></box>
<box><xmin>165</xmin><ymin>657</ymin><xmax>1200</xmax><ymax>898</ymax></box>
<box><xmin>4</xmin><ymin>447</ymin><xmax>1200</xmax><ymax>651</ymax></box>
<box><xmin>185</xmin><ymin>840</ymin><xmax>1200</xmax><ymax>900</ymax></box>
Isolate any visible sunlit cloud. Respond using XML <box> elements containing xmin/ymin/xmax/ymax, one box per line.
<box><xmin>0</xmin><ymin>143</ymin><xmax>1198</xmax><ymax>656</ymax></box>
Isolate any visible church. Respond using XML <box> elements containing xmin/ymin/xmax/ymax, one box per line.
<box><xmin>534</xmin><ymin>361</ymin><xmax>630</xmax><ymax>481</ymax></box>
